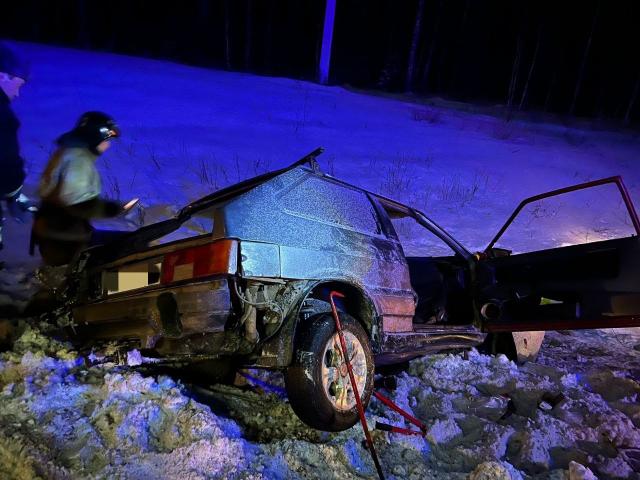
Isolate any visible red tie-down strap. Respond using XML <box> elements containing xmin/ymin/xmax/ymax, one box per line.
<box><xmin>372</xmin><ymin>390</ymin><xmax>428</xmax><ymax>437</ymax></box>
<box><xmin>329</xmin><ymin>291</ymin><xmax>432</xmax><ymax>480</ymax></box>
<box><xmin>329</xmin><ymin>291</ymin><xmax>385</xmax><ymax>480</ymax></box>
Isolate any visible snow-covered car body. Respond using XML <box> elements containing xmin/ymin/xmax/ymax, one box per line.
<box><xmin>67</xmin><ymin>149</ymin><xmax>640</xmax><ymax>430</ymax></box>
<box><xmin>71</xmin><ymin>150</ymin><xmax>462</xmax><ymax>365</ymax></box>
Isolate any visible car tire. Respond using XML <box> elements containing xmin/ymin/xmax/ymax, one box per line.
<box><xmin>285</xmin><ymin>312</ymin><xmax>374</xmax><ymax>432</ymax></box>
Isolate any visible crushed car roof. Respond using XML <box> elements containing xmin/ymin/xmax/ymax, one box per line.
<box><xmin>86</xmin><ymin>148</ymin><xmax>470</xmax><ymax>265</ymax></box>
<box><xmin>182</xmin><ymin>147</ymin><xmax>416</xmax><ymax>218</ymax></box>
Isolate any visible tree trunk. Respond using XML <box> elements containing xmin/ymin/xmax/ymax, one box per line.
<box><xmin>405</xmin><ymin>0</ymin><xmax>426</xmax><ymax>92</ymax></box>
<box><xmin>544</xmin><ymin>70</ymin><xmax>557</xmax><ymax>112</ymax></box>
<box><xmin>197</xmin><ymin>0</ymin><xmax>210</xmax><ymax>17</ymax></box>
<box><xmin>421</xmin><ymin>0</ymin><xmax>443</xmax><ymax>90</ymax></box>
<box><xmin>224</xmin><ymin>0</ymin><xmax>232</xmax><ymax>70</ymax></box>
<box><xmin>624</xmin><ymin>70</ymin><xmax>640</xmax><ymax>125</ymax></box>
<box><xmin>76</xmin><ymin>0</ymin><xmax>89</xmax><ymax>48</ymax></box>
<box><xmin>319</xmin><ymin>0</ymin><xmax>337</xmax><ymax>84</ymax></box>
<box><xmin>506</xmin><ymin>34</ymin><xmax>523</xmax><ymax>120</ymax></box>
<box><xmin>519</xmin><ymin>27</ymin><xmax>542</xmax><ymax>111</ymax></box>
<box><xmin>450</xmin><ymin>0</ymin><xmax>471</xmax><ymax>94</ymax></box>
<box><xmin>460</xmin><ymin>0</ymin><xmax>470</xmax><ymax>36</ymax></box>
<box><xmin>570</xmin><ymin>1</ymin><xmax>600</xmax><ymax>116</ymax></box>
<box><xmin>265</xmin><ymin>0</ymin><xmax>275</xmax><ymax>72</ymax></box>
<box><xmin>196</xmin><ymin>0</ymin><xmax>211</xmax><ymax>64</ymax></box>
<box><xmin>244</xmin><ymin>0</ymin><xmax>253</xmax><ymax>70</ymax></box>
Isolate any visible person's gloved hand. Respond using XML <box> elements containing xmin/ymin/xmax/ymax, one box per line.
<box><xmin>104</xmin><ymin>200</ymin><xmax>123</xmax><ymax>217</ymax></box>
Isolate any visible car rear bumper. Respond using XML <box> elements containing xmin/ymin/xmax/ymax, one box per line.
<box><xmin>72</xmin><ymin>278</ymin><xmax>233</xmax><ymax>345</ymax></box>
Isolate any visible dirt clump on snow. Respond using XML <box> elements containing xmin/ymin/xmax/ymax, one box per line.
<box><xmin>190</xmin><ymin>382</ymin><xmax>329</xmax><ymax>443</ymax></box>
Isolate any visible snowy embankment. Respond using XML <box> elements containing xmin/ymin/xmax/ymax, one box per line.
<box><xmin>0</xmin><ymin>42</ymin><xmax>639</xmax><ymax>479</ymax></box>
<box><xmin>2</xmin><ymin>41</ymin><xmax>640</xmax><ymax>258</ymax></box>
<box><xmin>0</xmin><ymin>311</ymin><xmax>638</xmax><ymax>479</ymax></box>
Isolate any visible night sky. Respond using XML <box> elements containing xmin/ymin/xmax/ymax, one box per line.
<box><xmin>1</xmin><ymin>0</ymin><xmax>639</xmax><ymax>123</ymax></box>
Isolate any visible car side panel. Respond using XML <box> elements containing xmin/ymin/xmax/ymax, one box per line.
<box><xmin>222</xmin><ymin>169</ymin><xmax>416</xmax><ymax>332</ymax></box>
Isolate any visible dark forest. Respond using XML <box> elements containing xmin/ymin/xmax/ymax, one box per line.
<box><xmin>1</xmin><ymin>0</ymin><xmax>639</xmax><ymax>123</ymax></box>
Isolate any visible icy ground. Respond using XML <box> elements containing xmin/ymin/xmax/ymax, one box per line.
<box><xmin>0</xmin><ymin>41</ymin><xmax>639</xmax><ymax>479</ymax></box>
<box><xmin>0</xmin><ymin>308</ymin><xmax>638</xmax><ymax>479</ymax></box>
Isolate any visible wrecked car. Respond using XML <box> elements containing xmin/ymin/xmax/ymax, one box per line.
<box><xmin>64</xmin><ymin>148</ymin><xmax>640</xmax><ymax>432</ymax></box>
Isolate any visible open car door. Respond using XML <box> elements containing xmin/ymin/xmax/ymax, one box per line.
<box><xmin>478</xmin><ymin>176</ymin><xmax>640</xmax><ymax>332</ymax></box>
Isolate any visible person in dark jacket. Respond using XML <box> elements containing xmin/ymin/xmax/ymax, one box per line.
<box><xmin>32</xmin><ymin>111</ymin><xmax>134</xmax><ymax>266</ymax></box>
<box><xmin>0</xmin><ymin>42</ymin><xmax>33</xmax><ymax>250</ymax></box>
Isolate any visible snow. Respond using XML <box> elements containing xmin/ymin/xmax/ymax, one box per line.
<box><xmin>1</xmin><ymin>321</ymin><xmax>639</xmax><ymax>479</ymax></box>
<box><xmin>0</xmin><ymin>41</ymin><xmax>639</xmax><ymax>479</ymax></box>
<box><xmin>468</xmin><ymin>461</ymin><xmax>524</xmax><ymax>480</ymax></box>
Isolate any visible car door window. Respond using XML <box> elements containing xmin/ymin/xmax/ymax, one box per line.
<box><xmin>390</xmin><ymin>215</ymin><xmax>457</xmax><ymax>257</ymax></box>
<box><xmin>494</xmin><ymin>183</ymin><xmax>637</xmax><ymax>254</ymax></box>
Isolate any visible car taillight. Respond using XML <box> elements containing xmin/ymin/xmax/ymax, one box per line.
<box><xmin>160</xmin><ymin>239</ymin><xmax>237</xmax><ymax>284</ymax></box>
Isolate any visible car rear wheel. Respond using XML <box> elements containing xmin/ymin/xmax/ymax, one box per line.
<box><xmin>285</xmin><ymin>312</ymin><xmax>374</xmax><ymax>431</ymax></box>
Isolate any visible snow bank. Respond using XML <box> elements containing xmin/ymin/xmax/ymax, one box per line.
<box><xmin>0</xmin><ymin>317</ymin><xmax>639</xmax><ymax>479</ymax></box>
<box><xmin>0</xmin><ymin>325</ymin><xmax>260</xmax><ymax>478</ymax></box>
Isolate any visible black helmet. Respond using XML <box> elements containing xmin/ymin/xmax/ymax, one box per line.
<box><xmin>74</xmin><ymin>111</ymin><xmax>120</xmax><ymax>142</ymax></box>
<box><xmin>58</xmin><ymin>111</ymin><xmax>120</xmax><ymax>153</ymax></box>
